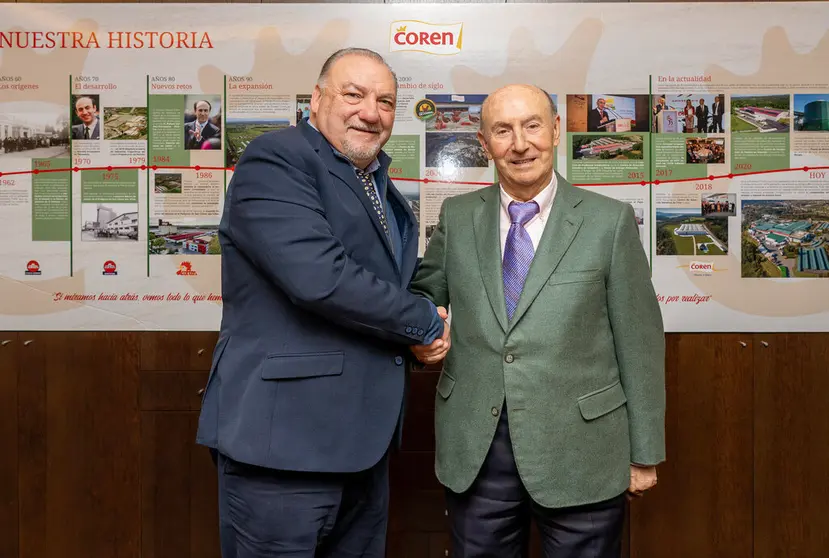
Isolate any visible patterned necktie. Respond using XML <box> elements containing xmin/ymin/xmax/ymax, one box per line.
<box><xmin>503</xmin><ymin>200</ymin><xmax>539</xmax><ymax>320</ymax></box>
<box><xmin>355</xmin><ymin>168</ymin><xmax>390</xmax><ymax>240</ymax></box>
<box><xmin>83</xmin><ymin>126</ymin><xmax>89</xmax><ymax>139</ymax></box>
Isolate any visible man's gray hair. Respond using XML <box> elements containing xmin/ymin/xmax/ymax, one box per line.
<box><xmin>540</xmin><ymin>87</ymin><xmax>558</xmax><ymax>119</ymax></box>
<box><xmin>317</xmin><ymin>48</ymin><xmax>398</xmax><ymax>91</ymax></box>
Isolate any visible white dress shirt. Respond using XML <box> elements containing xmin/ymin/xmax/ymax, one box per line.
<box><xmin>499</xmin><ymin>173</ymin><xmax>558</xmax><ymax>256</ymax></box>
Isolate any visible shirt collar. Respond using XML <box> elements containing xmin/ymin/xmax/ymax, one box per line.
<box><xmin>499</xmin><ymin>171</ymin><xmax>557</xmax><ymax>217</ymax></box>
<box><xmin>307</xmin><ymin>118</ymin><xmax>381</xmax><ymax>174</ymax></box>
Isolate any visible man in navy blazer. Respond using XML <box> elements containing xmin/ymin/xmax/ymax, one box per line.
<box><xmin>196</xmin><ymin>48</ymin><xmax>450</xmax><ymax>557</ymax></box>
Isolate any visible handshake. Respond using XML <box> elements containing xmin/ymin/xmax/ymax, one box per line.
<box><xmin>410</xmin><ymin>306</ymin><xmax>451</xmax><ymax>365</ymax></box>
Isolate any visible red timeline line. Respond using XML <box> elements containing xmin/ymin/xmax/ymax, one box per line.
<box><xmin>1</xmin><ymin>165</ymin><xmax>828</xmax><ymax>187</ymax></box>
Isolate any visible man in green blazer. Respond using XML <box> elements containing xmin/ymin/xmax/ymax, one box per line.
<box><xmin>410</xmin><ymin>84</ymin><xmax>665</xmax><ymax>557</ymax></box>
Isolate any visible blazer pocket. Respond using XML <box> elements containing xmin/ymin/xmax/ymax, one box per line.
<box><xmin>548</xmin><ymin>269</ymin><xmax>603</xmax><ymax>286</ymax></box>
<box><xmin>577</xmin><ymin>380</ymin><xmax>627</xmax><ymax>421</ymax></box>
<box><xmin>436</xmin><ymin>370</ymin><xmax>456</xmax><ymax>400</ymax></box>
<box><xmin>260</xmin><ymin>351</ymin><xmax>344</xmax><ymax>380</ymax></box>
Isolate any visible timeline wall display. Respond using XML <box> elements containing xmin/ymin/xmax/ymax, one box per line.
<box><xmin>1</xmin><ymin>3</ymin><xmax>828</xmax><ymax>331</ymax></box>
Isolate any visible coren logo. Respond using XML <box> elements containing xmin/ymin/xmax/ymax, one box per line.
<box><xmin>390</xmin><ymin>21</ymin><xmax>463</xmax><ymax>55</ymax></box>
<box><xmin>690</xmin><ymin>261</ymin><xmax>715</xmax><ymax>275</ymax></box>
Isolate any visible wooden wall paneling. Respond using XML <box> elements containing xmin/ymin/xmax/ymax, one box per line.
<box><xmin>188</xmin><ymin>412</ymin><xmax>222</xmax><ymax>558</ymax></box>
<box><xmin>754</xmin><ymin>333</ymin><xmax>829</xmax><ymax>558</ymax></box>
<box><xmin>388</xmin><ymin>490</ymin><xmax>449</xmax><ymax>557</ymax></box>
<box><xmin>390</xmin><ymin>367</ymin><xmax>447</xmax><ymax>557</ymax></box>
<box><xmin>506</xmin><ymin>0</ymin><xmax>626</xmax><ymax>4</ymax></box>
<box><xmin>0</xmin><ymin>333</ymin><xmax>19</xmax><ymax>558</ymax></box>
<box><xmin>629</xmin><ymin>333</ymin><xmax>754</xmax><ymax>558</ymax></box>
<box><xmin>391</xmin><ymin>448</ymin><xmax>442</xmax><ymax>492</ymax></box>
<box><xmin>140</xmin><ymin>332</ymin><xmax>220</xmax><ymax>557</ymax></box>
<box><xmin>622</xmin><ymin>503</ymin><xmax>630</xmax><ymax>558</ymax></box>
<box><xmin>394</xmin><ymin>532</ymin><xmax>451</xmax><ymax>558</ymax></box>
<box><xmin>388</xmin><ymin>447</ymin><xmax>443</xmax><ymax>553</ymax></box>
<box><xmin>387</xmin><ymin>532</ymin><xmax>433</xmax><ymax>558</ymax></box>
<box><xmin>401</xmin><ymin>370</ymin><xmax>438</xmax><ymax>452</ymax></box>
<box><xmin>139</xmin><ymin>332</ymin><xmax>218</xmax><ymax>372</ymax></box>
<box><xmin>17</xmin><ymin>332</ymin><xmax>141</xmax><ymax>558</ymax></box>
<box><xmin>3</xmin><ymin>0</ymin><xmax>813</xmax><ymax>3</ymax></box>
<box><xmin>141</xmin><ymin>411</ymin><xmax>194</xmax><ymax>558</ymax></box>
<box><xmin>630</xmin><ymin>0</ymin><xmax>752</xmax><ymax>3</ymax></box>
<box><xmin>137</xmin><ymin>332</ymin><xmax>220</xmax><ymax>558</ymax></box>
<box><xmin>387</xmin><ymin>0</ymin><xmax>502</xmax><ymax>4</ymax></box>
<box><xmin>17</xmin><ymin>334</ymin><xmax>46</xmax><ymax>558</ymax></box>
<box><xmin>429</xmin><ymin>532</ymin><xmax>451</xmax><ymax>558</ymax></box>
<box><xmin>389</xmin><ymin>487</ymin><xmax>447</xmax><ymax>533</ymax></box>
<box><xmin>262</xmin><ymin>0</ymin><xmax>382</xmax><ymax>4</ymax></box>
<box><xmin>140</xmin><ymin>371</ymin><xmax>208</xmax><ymax>411</ymax></box>
<box><xmin>529</xmin><ymin>526</ymin><xmax>542</xmax><ymax>558</ymax></box>
<box><xmin>385</xmin><ymin>530</ymin><xmax>450</xmax><ymax>558</ymax></box>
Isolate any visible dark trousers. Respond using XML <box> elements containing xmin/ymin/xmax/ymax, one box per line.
<box><xmin>216</xmin><ymin>451</ymin><xmax>389</xmax><ymax>558</ymax></box>
<box><xmin>446</xmin><ymin>406</ymin><xmax>626</xmax><ymax>558</ymax></box>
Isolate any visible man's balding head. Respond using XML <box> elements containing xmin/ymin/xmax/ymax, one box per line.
<box><xmin>74</xmin><ymin>96</ymin><xmax>97</xmax><ymax>125</ymax></box>
<box><xmin>476</xmin><ymin>84</ymin><xmax>560</xmax><ymax>201</ymax></box>
<box><xmin>479</xmin><ymin>84</ymin><xmax>557</xmax><ymax>134</ymax></box>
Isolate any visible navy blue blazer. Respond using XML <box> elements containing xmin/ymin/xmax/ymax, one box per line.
<box><xmin>196</xmin><ymin>120</ymin><xmax>439</xmax><ymax>473</ymax></box>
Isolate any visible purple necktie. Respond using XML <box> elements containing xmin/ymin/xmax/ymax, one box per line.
<box><xmin>503</xmin><ymin>200</ymin><xmax>539</xmax><ymax>320</ymax></box>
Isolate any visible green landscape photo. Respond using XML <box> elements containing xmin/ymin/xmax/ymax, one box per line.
<box><xmin>225</xmin><ymin>118</ymin><xmax>290</xmax><ymax>166</ymax></box>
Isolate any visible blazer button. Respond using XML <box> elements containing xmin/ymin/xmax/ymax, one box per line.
<box><xmin>394</xmin><ymin>356</ymin><xmax>404</xmax><ymax>366</ymax></box>
<box><xmin>405</xmin><ymin>326</ymin><xmax>412</xmax><ymax>334</ymax></box>
<box><xmin>504</xmin><ymin>354</ymin><xmax>514</xmax><ymax>363</ymax></box>
<box><xmin>491</xmin><ymin>407</ymin><xmax>500</xmax><ymax>416</ymax></box>
<box><xmin>417</xmin><ymin>328</ymin><xmax>424</xmax><ymax>336</ymax></box>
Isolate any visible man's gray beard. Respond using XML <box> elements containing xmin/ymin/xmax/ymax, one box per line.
<box><xmin>342</xmin><ymin>137</ymin><xmax>381</xmax><ymax>164</ymax></box>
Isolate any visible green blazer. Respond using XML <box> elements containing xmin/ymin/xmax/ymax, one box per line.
<box><xmin>410</xmin><ymin>173</ymin><xmax>665</xmax><ymax>509</ymax></box>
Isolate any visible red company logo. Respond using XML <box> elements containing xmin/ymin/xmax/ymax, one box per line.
<box><xmin>102</xmin><ymin>260</ymin><xmax>118</xmax><ymax>275</ymax></box>
<box><xmin>689</xmin><ymin>261</ymin><xmax>714</xmax><ymax>275</ymax></box>
<box><xmin>389</xmin><ymin>21</ymin><xmax>463</xmax><ymax>55</ymax></box>
<box><xmin>25</xmin><ymin>260</ymin><xmax>41</xmax><ymax>275</ymax></box>
<box><xmin>176</xmin><ymin>261</ymin><xmax>197</xmax><ymax>276</ymax></box>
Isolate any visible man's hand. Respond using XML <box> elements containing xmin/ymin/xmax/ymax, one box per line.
<box><xmin>627</xmin><ymin>465</ymin><xmax>657</xmax><ymax>498</ymax></box>
<box><xmin>410</xmin><ymin>306</ymin><xmax>450</xmax><ymax>364</ymax></box>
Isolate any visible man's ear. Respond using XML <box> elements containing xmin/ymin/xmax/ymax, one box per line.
<box><xmin>477</xmin><ymin>130</ymin><xmax>493</xmax><ymax>160</ymax></box>
<box><xmin>552</xmin><ymin>115</ymin><xmax>561</xmax><ymax>149</ymax></box>
<box><xmin>310</xmin><ymin>84</ymin><xmax>323</xmax><ymax>116</ymax></box>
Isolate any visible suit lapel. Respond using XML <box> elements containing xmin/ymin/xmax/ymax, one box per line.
<box><xmin>387</xmin><ymin>182</ymin><xmax>417</xmax><ymax>284</ymax></box>
<box><xmin>300</xmin><ymin>121</ymin><xmax>397</xmax><ymax>266</ymax></box>
<box><xmin>507</xmin><ymin>175</ymin><xmax>584</xmax><ymax>331</ymax></box>
<box><xmin>473</xmin><ymin>186</ymin><xmax>508</xmax><ymax>333</ymax></box>
<box><xmin>324</xmin><ymin>148</ymin><xmax>396</xmax><ymax>262</ymax></box>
